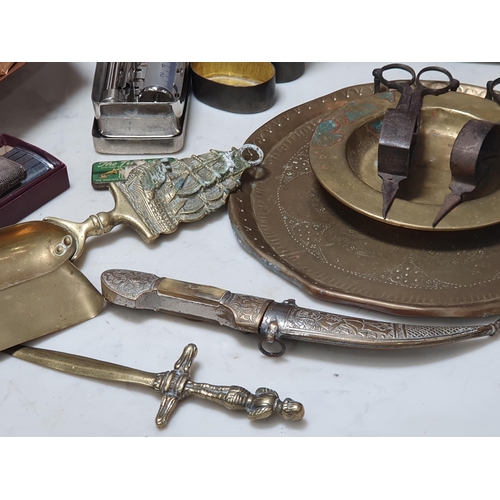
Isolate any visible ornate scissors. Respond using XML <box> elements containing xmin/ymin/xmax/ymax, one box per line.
<box><xmin>373</xmin><ymin>64</ymin><xmax>460</xmax><ymax>218</ymax></box>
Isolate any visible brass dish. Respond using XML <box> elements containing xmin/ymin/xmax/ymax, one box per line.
<box><xmin>191</xmin><ymin>62</ymin><xmax>276</xmax><ymax>113</ymax></box>
<box><xmin>309</xmin><ymin>90</ymin><xmax>500</xmax><ymax>231</ymax></box>
<box><xmin>227</xmin><ymin>82</ymin><xmax>500</xmax><ymax>317</ymax></box>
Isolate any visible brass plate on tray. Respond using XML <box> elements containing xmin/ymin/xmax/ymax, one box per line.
<box><xmin>228</xmin><ymin>82</ymin><xmax>500</xmax><ymax>317</ymax></box>
<box><xmin>309</xmin><ymin>90</ymin><xmax>500</xmax><ymax>231</ymax></box>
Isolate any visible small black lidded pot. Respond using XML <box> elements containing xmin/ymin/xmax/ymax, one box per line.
<box><xmin>272</xmin><ymin>63</ymin><xmax>305</xmax><ymax>83</ymax></box>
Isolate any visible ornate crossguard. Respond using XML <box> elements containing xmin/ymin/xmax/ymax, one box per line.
<box><xmin>5</xmin><ymin>343</ymin><xmax>304</xmax><ymax>428</ymax></box>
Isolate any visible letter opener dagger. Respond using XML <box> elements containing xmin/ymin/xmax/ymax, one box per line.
<box><xmin>100</xmin><ymin>269</ymin><xmax>499</xmax><ymax>357</ymax></box>
<box><xmin>5</xmin><ymin>343</ymin><xmax>304</xmax><ymax>427</ymax></box>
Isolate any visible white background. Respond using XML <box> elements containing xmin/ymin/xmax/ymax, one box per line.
<box><xmin>0</xmin><ymin>61</ymin><xmax>499</xmax><ymax>495</ymax></box>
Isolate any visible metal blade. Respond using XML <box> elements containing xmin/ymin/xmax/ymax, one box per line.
<box><xmin>5</xmin><ymin>345</ymin><xmax>157</xmax><ymax>387</ymax></box>
<box><xmin>377</xmin><ymin>107</ymin><xmax>415</xmax><ymax>218</ymax></box>
<box><xmin>433</xmin><ymin>192</ymin><xmax>462</xmax><ymax>227</ymax></box>
<box><xmin>379</xmin><ymin>172</ymin><xmax>406</xmax><ymax>219</ymax></box>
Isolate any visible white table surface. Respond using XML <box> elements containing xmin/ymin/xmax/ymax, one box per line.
<box><xmin>1</xmin><ymin>62</ymin><xmax>500</xmax><ymax>442</ymax></box>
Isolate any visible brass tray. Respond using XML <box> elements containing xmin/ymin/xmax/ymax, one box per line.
<box><xmin>228</xmin><ymin>82</ymin><xmax>500</xmax><ymax>318</ymax></box>
<box><xmin>309</xmin><ymin>90</ymin><xmax>500</xmax><ymax>231</ymax></box>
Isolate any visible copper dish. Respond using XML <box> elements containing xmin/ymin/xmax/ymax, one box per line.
<box><xmin>228</xmin><ymin>82</ymin><xmax>500</xmax><ymax>318</ymax></box>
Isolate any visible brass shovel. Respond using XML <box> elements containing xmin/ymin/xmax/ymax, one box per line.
<box><xmin>0</xmin><ymin>221</ymin><xmax>104</xmax><ymax>351</ymax></box>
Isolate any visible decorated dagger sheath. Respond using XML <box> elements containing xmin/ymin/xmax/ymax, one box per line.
<box><xmin>101</xmin><ymin>269</ymin><xmax>499</xmax><ymax>357</ymax></box>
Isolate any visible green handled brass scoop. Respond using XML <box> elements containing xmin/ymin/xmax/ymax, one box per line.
<box><xmin>0</xmin><ymin>145</ymin><xmax>263</xmax><ymax>350</ymax></box>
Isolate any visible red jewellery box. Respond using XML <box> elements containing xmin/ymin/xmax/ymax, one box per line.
<box><xmin>0</xmin><ymin>134</ymin><xmax>70</xmax><ymax>228</ymax></box>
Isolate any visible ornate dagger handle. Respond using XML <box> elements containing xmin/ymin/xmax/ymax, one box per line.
<box><xmin>5</xmin><ymin>343</ymin><xmax>304</xmax><ymax>428</ymax></box>
<box><xmin>183</xmin><ymin>381</ymin><xmax>304</xmax><ymax>422</ymax></box>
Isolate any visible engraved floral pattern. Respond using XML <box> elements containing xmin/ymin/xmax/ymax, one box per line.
<box><xmin>285</xmin><ymin>307</ymin><xmax>494</xmax><ymax>341</ymax></box>
<box><xmin>101</xmin><ymin>269</ymin><xmax>158</xmax><ymax>299</ymax></box>
<box><xmin>223</xmin><ymin>293</ymin><xmax>270</xmax><ymax>328</ymax></box>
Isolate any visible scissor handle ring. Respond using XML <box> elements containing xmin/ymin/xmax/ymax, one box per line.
<box><xmin>373</xmin><ymin>63</ymin><xmax>416</xmax><ymax>93</ymax></box>
<box><xmin>416</xmin><ymin>66</ymin><xmax>460</xmax><ymax>95</ymax></box>
<box><xmin>486</xmin><ymin>77</ymin><xmax>500</xmax><ymax>106</ymax></box>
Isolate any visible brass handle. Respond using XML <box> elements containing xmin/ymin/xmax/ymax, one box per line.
<box><xmin>45</xmin><ymin>183</ymin><xmax>158</xmax><ymax>261</ymax></box>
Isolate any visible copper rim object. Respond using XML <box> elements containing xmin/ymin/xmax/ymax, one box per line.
<box><xmin>227</xmin><ymin>81</ymin><xmax>500</xmax><ymax>318</ymax></box>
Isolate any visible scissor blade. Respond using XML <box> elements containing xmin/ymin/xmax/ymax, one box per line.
<box><xmin>432</xmin><ymin>192</ymin><xmax>462</xmax><ymax>227</ymax></box>
<box><xmin>377</xmin><ymin>109</ymin><xmax>417</xmax><ymax>218</ymax></box>
<box><xmin>379</xmin><ymin>172</ymin><xmax>406</xmax><ymax>218</ymax></box>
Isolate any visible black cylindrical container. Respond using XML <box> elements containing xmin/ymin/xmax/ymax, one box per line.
<box><xmin>272</xmin><ymin>63</ymin><xmax>305</xmax><ymax>83</ymax></box>
<box><xmin>191</xmin><ymin>62</ymin><xmax>276</xmax><ymax>114</ymax></box>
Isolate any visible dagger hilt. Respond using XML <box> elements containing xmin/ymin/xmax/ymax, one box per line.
<box><xmin>153</xmin><ymin>343</ymin><xmax>304</xmax><ymax>425</ymax></box>
<box><xmin>183</xmin><ymin>381</ymin><xmax>305</xmax><ymax>421</ymax></box>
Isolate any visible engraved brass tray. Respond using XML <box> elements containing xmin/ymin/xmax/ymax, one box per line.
<box><xmin>309</xmin><ymin>90</ymin><xmax>500</xmax><ymax>231</ymax></box>
<box><xmin>228</xmin><ymin>82</ymin><xmax>500</xmax><ymax>318</ymax></box>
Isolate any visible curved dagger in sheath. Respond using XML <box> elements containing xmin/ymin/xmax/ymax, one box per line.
<box><xmin>100</xmin><ymin>269</ymin><xmax>499</xmax><ymax>357</ymax></box>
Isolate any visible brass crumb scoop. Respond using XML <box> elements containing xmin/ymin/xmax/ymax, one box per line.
<box><xmin>5</xmin><ymin>343</ymin><xmax>304</xmax><ymax>427</ymax></box>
